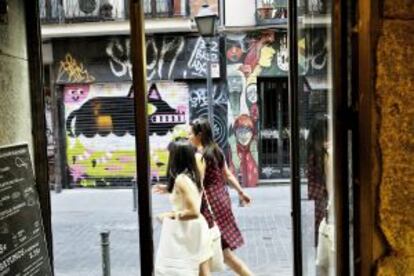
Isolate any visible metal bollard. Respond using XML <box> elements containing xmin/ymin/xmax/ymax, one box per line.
<box><xmin>100</xmin><ymin>231</ymin><xmax>111</xmax><ymax>276</ymax></box>
<box><xmin>132</xmin><ymin>181</ymin><xmax>138</xmax><ymax>212</ymax></box>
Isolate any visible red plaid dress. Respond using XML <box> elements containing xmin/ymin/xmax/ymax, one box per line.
<box><xmin>201</xmin><ymin>162</ymin><xmax>244</xmax><ymax>251</ymax></box>
<box><xmin>307</xmin><ymin>154</ymin><xmax>328</xmax><ymax>244</ymax></box>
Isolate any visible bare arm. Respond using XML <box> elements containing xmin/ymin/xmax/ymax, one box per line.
<box><xmin>152</xmin><ymin>183</ymin><xmax>168</xmax><ymax>194</ymax></box>
<box><xmin>223</xmin><ymin>162</ymin><xmax>243</xmax><ymax>193</ymax></box>
<box><xmin>195</xmin><ymin>152</ymin><xmax>206</xmax><ymax>182</ymax></box>
<box><xmin>173</xmin><ymin>175</ymin><xmax>201</xmax><ymax>220</ymax></box>
<box><xmin>223</xmin><ymin>162</ymin><xmax>252</xmax><ymax>206</ymax></box>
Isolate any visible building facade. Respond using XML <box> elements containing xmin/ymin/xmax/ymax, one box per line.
<box><xmin>41</xmin><ymin>0</ymin><xmax>327</xmax><ymax>188</ymax></box>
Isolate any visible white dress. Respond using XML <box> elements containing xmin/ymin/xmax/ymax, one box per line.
<box><xmin>155</xmin><ymin>174</ymin><xmax>212</xmax><ymax>276</ymax></box>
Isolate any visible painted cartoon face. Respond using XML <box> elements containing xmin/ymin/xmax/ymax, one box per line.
<box><xmin>226</xmin><ymin>46</ymin><xmax>243</xmax><ymax>62</ymax></box>
<box><xmin>259</xmin><ymin>46</ymin><xmax>276</xmax><ymax>68</ymax></box>
<box><xmin>64</xmin><ymin>85</ymin><xmax>89</xmax><ymax>104</ymax></box>
<box><xmin>261</xmin><ymin>31</ymin><xmax>276</xmax><ymax>44</ymax></box>
<box><xmin>227</xmin><ymin>64</ymin><xmax>246</xmax><ymax>96</ymax></box>
<box><xmin>246</xmin><ymin>84</ymin><xmax>258</xmax><ymax>105</ymax></box>
<box><xmin>236</xmin><ymin>126</ymin><xmax>253</xmax><ymax>146</ymax></box>
<box><xmin>227</xmin><ymin>75</ymin><xmax>244</xmax><ymax>95</ymax></box>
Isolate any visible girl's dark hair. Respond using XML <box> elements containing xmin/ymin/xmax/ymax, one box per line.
<box><xmin>190</xmin><ymin>117</ymin><xmax>224</xmax><ymax>168</ymax></box>
<box><xmin>166</xmin><ymin>138</ymin><xmax>201</xmax><ymax>193</ymax></box>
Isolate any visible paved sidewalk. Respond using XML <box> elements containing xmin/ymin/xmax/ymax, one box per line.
<box><xmin>51</xmin><ymin>186</ymin><xmax>293</xmax><ymax>276</ymax></box>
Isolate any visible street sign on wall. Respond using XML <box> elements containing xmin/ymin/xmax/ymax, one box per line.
<box><xmin>0</xmin><ymin>144</ymin><xmax>52</xmax><ymax>276</ymax></box>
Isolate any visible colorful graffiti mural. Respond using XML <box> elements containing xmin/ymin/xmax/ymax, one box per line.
<box><xmin>64</xmin><ymin>82</ymin><xmax>189</xmax><ymax>187</ymax></box>
<box><xmin>53</xmin><ymin>32</ymin><xmax>329</xmax><ymax>188</ymax></box>
<box><xmin>225</xmin><ymin>30</ymin><xmax>287</xmax><ymax>187</ymax></box>
<box><xmin>225</xmin><ymin>30</ymin><xmax>327</xmax><ymax>187</ymax></box>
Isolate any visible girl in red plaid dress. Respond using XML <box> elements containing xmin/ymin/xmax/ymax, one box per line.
<box><xmin>307</xmin><ymin>114</ymin><xmax>329</xmax><ymax>245</ymax></box>
<box><xmin>189</xmin><ymin>118</ymin><xmax>253</xmax><ymax>276</ymax></box>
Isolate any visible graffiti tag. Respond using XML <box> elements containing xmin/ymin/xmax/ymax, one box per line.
<box><xmin>187</xmin><ymin>37</ymin><xmax>220</xmax><ymax>77</ymax></box>
<box><xmin>106</xmin><ymin>37</ymin><xmax>187</xmax><ymax>81</ymax></box>
<box><xmin>146</xmin><ymin>36</ymin><xmax>185</xmax><ymax>80</ymax></box>
<box><xmin>106</xmin><ymin>38</ymin><xmax>132</xmax><ymax>79</ymax></box>
<box><xmin>57</xmin><ymin>54</ymin><xmax>95</xmax><ymax>83</ymax></box>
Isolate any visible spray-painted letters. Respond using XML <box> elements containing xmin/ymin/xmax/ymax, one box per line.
<box><xmin>54</xmin><ymin>36</ymin><xmax>220</xmax><ymax>83</ymax></box>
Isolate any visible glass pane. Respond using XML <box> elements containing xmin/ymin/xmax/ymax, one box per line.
<box><xmin>50</xmin><ymin>82</ymin><xmax>142</xmax><ymax>275</ymax></box>
<box><xmin>296</xmin><ymin>0</ymin><xmax>336</xmax><ymax>275</ymax></box>
<box><xmin>223</xmin><ymin>31</ymin><xmax>293</xmax><ymax>274</ymax></box>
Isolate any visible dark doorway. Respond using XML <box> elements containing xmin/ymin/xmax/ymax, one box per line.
<box><xmin>258</xmin><ymin>77</ymin><xmax>290</xmax><ymax>181</ymax></box>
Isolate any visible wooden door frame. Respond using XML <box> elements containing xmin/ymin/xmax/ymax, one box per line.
<box><xmin>129</xmin><ymin>1</ymin><xmax>154</xmax><ymax>275</ymax></box>
<box><xmin>353</xmin><ymin>0</ymin><xmax>382</xmax><ymax>274</ymax></box>
<box><xmin>25</xmin><ymin>0</ymin><xmax>54</xmax><ymax>273</ymax></box>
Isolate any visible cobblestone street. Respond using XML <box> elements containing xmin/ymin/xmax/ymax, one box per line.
<box><xmin>51</xmin><ymin>186</ymin><xmax>293</xmax><ymax>276</ymax></box>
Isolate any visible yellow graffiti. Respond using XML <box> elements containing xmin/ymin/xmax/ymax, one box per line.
<box><xmin>58</xmin><ymin>54</ymin><xmax>95</xmax><ymax>83</ymax></box>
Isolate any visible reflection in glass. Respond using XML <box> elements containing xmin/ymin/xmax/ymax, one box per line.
<box><xmin>297</xmin><ymin>0</ymin><xmax>336</xmax><ymax>275</ymax></box>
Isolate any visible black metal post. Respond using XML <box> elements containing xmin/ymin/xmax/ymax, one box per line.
<box><xmin>100</xmin><ymin>231</ymin><xmax>111</xmax><ymax>276</ymax></box>
<box><xmin>332</xmin><ymin>0</ymin><xmax>351</xmax><ymax>274</ymax></box>
<box><xmin>132</xmin><ymin>180</ymin><xmax>138</xmax><ymax>211</ymax></box>
<box><xmin>206</xmin><ymin>40</ymin><xmax>214</xmax><ymax>132</ymax></box>
<box><xmin>53</xmin><ymin>83</ymin><xmax>62</xmax><ymax>194</ymax></box>
<box><xmin>151</xmin><ymin>0</ymin><xmax>156</xmax><ymax>18</ymax></box>
<box><xmin>57</xmin><ymin>86</ymin><xmax>70</xmax><ymax>189</ymax></box>
<box><xmin>277</xmin><ymin>91</ymin><xmax>283</xmax><ymax>169</ymax></box>
<box><xmin>288</xmin><ymin>0</ymin><xmax>303</xmax><ymax>275</ymax></box>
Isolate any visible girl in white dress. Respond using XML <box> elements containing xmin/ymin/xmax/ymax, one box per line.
<box><xmin>155</xmin><ymin>139</ymin><xmax>212</xmax><ymax>276</ymax></box>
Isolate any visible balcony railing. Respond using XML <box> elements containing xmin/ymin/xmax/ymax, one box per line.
<box><xmin>256</xmin><ymin>0</ymin><xmax>288</xmax><ymax>25</ymax></box>
<box><xmin>40</xmin><ymin>0</ymin><xmax>189</xmax><ymax>24</ymax></box>
<box><xmin>144</xmin><ymin>0</ymin><xmax>189</xmax><ymax>18</ymax></box>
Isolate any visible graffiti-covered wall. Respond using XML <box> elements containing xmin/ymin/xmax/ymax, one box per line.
<box><xmin>189</xmin><ymin>82</ymin><xmax>228</xmax><ymax>149</ymax></box>
<box><xmin>54</xmin><ymin>35</ymin><xmax>220</xmax><ymax>84</ymax></box>
<box><xmin>225</xmin><ymin>30</ymin><xmax>288</xmax><ymax>187</ymax></box>
<box><xmin>64</xmin><ymin>82</ymin><xmax>189</xmax><ymax>187</ymax></box>
<box><xmin>225</xmin><ymin>29</ymin><xmax>328</xmax><ymax>187</ymax></box>
<box><xmin>52</xmin><ymin>34</ymin><xmax>223</xmax><ymax>187</ymax></box>
<box><xmin>52</xmin><ymin>29</ymin><xmax>328</xmax><ymax>188</ymax></box>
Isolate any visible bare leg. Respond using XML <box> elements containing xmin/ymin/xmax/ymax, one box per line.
<box><xmin>223</xmin><ymin>248</ymin><xmax>253</xmax><ymax>276</ymax></box>
<box><xmin>199</xmin><ymin>259</ymin><xmax>211</xmax><ymax>276</ymax></box>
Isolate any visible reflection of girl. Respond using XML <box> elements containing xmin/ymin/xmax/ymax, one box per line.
<box><xmin>154</xmin><ymin>139</ymin><xmax>212</xmax><ymax>276</ymax></box>
<box><xmin>306</xmin><ymin>114</ymin><xmax>329</xmax><ymax>244</ymax></box>
<box><xmin>308</xmin><ymin>115</ymin><xmax>335</xmax><ymax>275</ymax></box>
<box><xmin>234</xmin><ymin>115</ymin><xmax>259</xmax><ymax>187</ymax></box>
<box><xmin>189</xmin><ymin>118</ymin><xmax>253</xmax><ymax>276</ymax></box>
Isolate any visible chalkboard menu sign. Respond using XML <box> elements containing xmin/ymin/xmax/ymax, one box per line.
<box><xmin>0</xmin><ymin>144</ymin><xmax>52</xmax><ymax>276</ymax></box>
